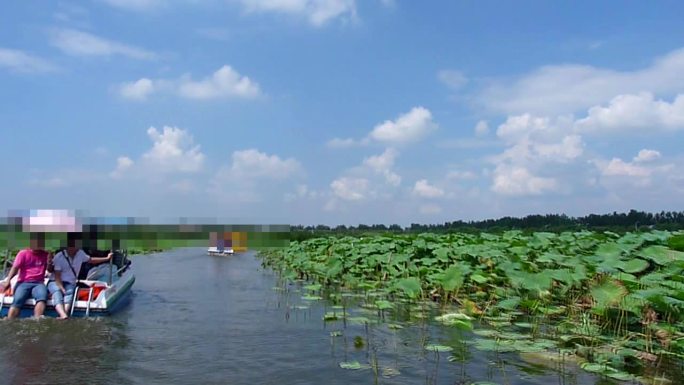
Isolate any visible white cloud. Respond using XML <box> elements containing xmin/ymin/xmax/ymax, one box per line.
<box><xmin>438</xmin><ymin>70</ymin><xmax>468</xmax><ymax>89</ymax></box>
<box><xmin>413</xmin><ymin>179</ymin><xmax>444</xmax><ymax>198</ymax></box>
<box><xmin>435</xmin><ymin>138</ymin><xmax>500</xmax><ymax>149</ymax></box>
<box><xmin>533</xmin><ymin>135</ymin><xmax>584</xmax><ymax>160</ymax></box>
<box><xmin>495</xmin><ymin>114</ymin><xmax>583</xmax><ymax>163</ymax></box>
<box><xmin>575</xmin><ymin>93</ymin><xmax>684</xmax><ymax>133</ymax></box>
<box><xmin>582</xmin><ymin>148</ymin><xmax>682</xmax><ymax>211</ymax></box>
<box><xmin>595</xmin><ymin>150</ymin><xmax>673</xmax><ymax>184</ymax></box>
<box><xmin>491</xmin><ymin>165</ymin><xmax>558</xmax><ymax>196</ymax></box>
<box><xmin>0</xmin><ymin>48</ymin><xmax>56</xmax><ymax>73</ymax></box>
<box><xmin>109</xmin><ymin>156</ymin><xmax>134</xmax><ymax>179</ymax></box>
<box><xmin>484</xmin><ymin>89</ymin><xmax>684</xmax><ymax>197</ymax></box>
<box><xmin>169</xmin><ymin>179</ymin><xmax>197</xmax><ymax>194</ymax></box>
<box><xmin>50</xmin><ymin>29</ymin><xmax>156</xmax><ymax>60</ymax></box>
<box><xmin>101</xmin><ymin>0</ymin><xmax>163</xmax><ymax>12</ymax></box>
<box><xmin>330</xmin><ymin>107</ymin><xmax>436</xmax><ymax>148</ymax></box>
<box><xmin>178</xmin><ymin>65</ymin><xmax>261</xmax><ymax>99</ymax></box>
<box><xmin>485</xmin><ymin>86</ymin><xmax>684</xmax><ymax>198</ymax></box>
<box><xmin>331</xmin><ymin>177</ymin><xmax>368</xmax><ymax>200</ymax></box>
<box><xmin>488</xmin><ymin>113</ymin><xmax>584</xmax><ymax>196</ymax></box>
<box><xmin>108</xmin><ymin>127</ymin><xmax>205</xmax><ymax>182</ymax></box>
<box><xmin>284</xmin><ymin>184</ymin><xmax>320</xmax><ymax>202</ymax></box>
<box><xmin>53</xmin><ymin>3</ymin><xmax>90</xmax><ymax>26</ymax></box>
<box><xmin>29</xmin><ymin>177</ymin><xmax>68</xmax><ymax>188</ymax></box>
<box><xmin>227</xmin><ymin>149</ymin><xmax>302</xmax><ymax>179</ymax></box>
<box><xmin>601</xmin><ymin>158</ymin><xmax>651</xmax><ymax>178</ymax></box>
<box><xmin>362</xmin><ymin>148</ymin><xmax>397</xmax><ymax>171</ymax></box>
<box><xmin>325</xmin><ymin>148</ymin><xmax>402</xmax><ymax>207</ymax></box>
<box><xmin>634</xmin><ymin>149</ymin><xmax>661</xmax><ymax>163</ymax></box>
<box><xmin>496</xmin><ymin>114</ymin><xmax>551</xmax><ymax>143</ymax></box>
<box><xmin>119</xmin><ymin>78</ymin><xmax>154</xmax><ymax>101</ymax></box>
<box><xmin>209</xmin><ymin>149</ymin><xmax>303</xmax><ymax>203</ymax></box>
<box><xmin>362</xmin><ymin>148</ymin><xmax>401</xmax><ymax>186</ymax></box>
<box><xmin>120</xmin><ymin>65</ymin><xmax>262</xmax><ymax>101</ymax></box>
<box><xmin>296</xmin><ymin>184</ymin><xmax>313</xmax><ymax>197</ymax></box>
<box><xmin>382</xmin><ymin>171</ymin><xmax>401</xmax><ymax>187</ymax></box>
<box><xmin>239</xmin><ymin>0</ymin><xmax>357</xmax><ymax>26</ymax></box>
<box><xmin>368</xmin><ymin>107</ymin><xmax>436</xmax><ymax>144</ymax></box>
<box><xmin>474</xmin><ymin>120</ymin><xmax>489</xmax><ymax>136</ymax></box>
<box><xmin>478</xmin><ymin>47</ymin><xmax>684</xmax><ymax>115</ymax></box>
<box><xmin>142</xmin><ymin>126</ymin><xmax>205</xmax><ymax>173</ymax></box>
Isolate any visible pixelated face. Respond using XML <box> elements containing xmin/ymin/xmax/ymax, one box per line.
<box><xmin>66</xmin><ymin>233</ymin><xmax>82</xmax><ymax>250</ymax></box>
<box><xmin>29</xmin><ymin>233</ymin><xmax>45</xmax><ymax>250</ymax></box>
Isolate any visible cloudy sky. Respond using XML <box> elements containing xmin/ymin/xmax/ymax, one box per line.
<box><xmin>1</xmin><ymin>1</ymin><xmax>683</xmax><ymax>225</ymax></box>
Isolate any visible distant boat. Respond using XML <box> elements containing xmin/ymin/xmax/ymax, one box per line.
<box><xmin>207</xmin><ymin>246</ymin><xmax>234</xmax><ymax>256</ymax></box>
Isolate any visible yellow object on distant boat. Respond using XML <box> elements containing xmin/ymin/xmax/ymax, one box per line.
<box><xmin>208</xmin><ymin>231</ymin><xmax>247</xmax><ymax>255</ymax></box>
<box><xmin>231</xmin><ymin>232</ymin><xmax>247</xmax><ymax>252</ymax></box>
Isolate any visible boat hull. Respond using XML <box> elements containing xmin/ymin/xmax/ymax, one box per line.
<box><xmin>207</xmin><ymin>247</ymin><xmax>234</xmax><ymax>256</ymax></box>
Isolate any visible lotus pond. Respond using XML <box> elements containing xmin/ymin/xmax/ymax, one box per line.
<box><xmin>260</xmin><ymin>230</ymin><xmax>684</xmax><ymax>384</ymax></box>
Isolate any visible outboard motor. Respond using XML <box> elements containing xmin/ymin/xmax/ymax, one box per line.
<box><xmin>113</xmin><ymin>250</ymin><xmax>132</xmax><ymax>276</ymax></box>
<box><xmin>112</xmin><ymin>251</ymin><xmax>125</xmax><ymax>270</ymax></box>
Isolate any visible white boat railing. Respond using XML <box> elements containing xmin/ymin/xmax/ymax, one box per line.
<box><xmin>85</xmin><ymin>287</ymin><xmax>95</xmax><ymax>317</ymax></box>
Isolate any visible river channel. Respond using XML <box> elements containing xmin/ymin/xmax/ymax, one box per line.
<box><xmin>0</xmin><ymin>248</ymin><xmax>609</xmax><ymax>385</ymax></box>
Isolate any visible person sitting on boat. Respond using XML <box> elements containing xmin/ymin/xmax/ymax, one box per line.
<box><xmin>47</xmin><ymin>235</ymin><xmax>112</xmax><ymax>319</ymax></box>
<box><xmin>0</xmin><ymin>232</ymin><xmax>51</xmax><ymax>320</ymax></box>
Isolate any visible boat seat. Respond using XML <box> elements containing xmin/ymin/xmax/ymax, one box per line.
<box><xmin>76</xmin><ymin>284</ymin><xmax>106</xmax><ymax>301</ymax></box>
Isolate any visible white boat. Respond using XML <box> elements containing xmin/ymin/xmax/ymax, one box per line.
<box><xmin>207</xmin><ymin>246</ymin><xmax>234</xmax><ymax>256</ymax></box>
<box><xmin>0</xmin><ymin>251</ymin><xmax>134</xmax><ymax>318</ymax></box>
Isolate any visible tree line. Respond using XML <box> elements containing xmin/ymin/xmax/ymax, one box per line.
<box><xmin>290</xmin><ymin>210</ymin><xmax>684</xmax><ymax>241</ymax></box>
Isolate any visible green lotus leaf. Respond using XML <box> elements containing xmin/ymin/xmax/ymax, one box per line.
<box><xmin>591</xmin><ymin>280</ymin><xmax>627</xmax><ymax>309</ymax></box>
<box><xmin>640</xmin><ymin>245</ymin><xmax>684</xmax><ymax>265</ymax></box>
<box><xmin>495</xmin><ymin>297</ymin><xmax>521</xmax><ymax>310</ymax></box>
<box><xmin>425</xmin><ymin>344</ymin><xmax>454</xmax><ymax>352</ymax></box>
<box><xmin>596</xmin><ymin>242</ymin><xmax>625</xmax><ymax>258</ymax></box>
<box><xmin>302</xmin><ymin>295</ymin><xmax>322</xmax><ymax>301</ymax></box>
<box><xmin>618</xmin><ymin>258</ymin><xmax>650</xmax><ymax>273</ymax></box>
<box><xmin>440</xmin><ymin>265</ymin><xmax>465</xmax><ymax>292</ymax></box>
<box><xmin>395</xmin><ymin>277</ymin><xmax>422</xmax><ymax>299</ymax></box>
<box><xmin>580</xmin><ymin>362</ymin><xmax>606</xmax><ymax>373</ymax></box>
<box><xmin>470</xmin><ymin>273</ymin><xmax>488</xmax><ymax>284</ymax></box>
<box><xmin>375</xmin><ymin>300</ymin><xmax>394</xmax><ymax>310</ymax></box>
<box><xmin>339</xmin><ymin>361</ymin><xmax>371</xmax><ymax>370</ymax></box>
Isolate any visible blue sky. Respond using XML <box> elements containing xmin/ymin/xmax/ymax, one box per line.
<box><xmin>1</xmin><ymin>1</ymin><xmax>683</xmax><ymax>226</ymax></box>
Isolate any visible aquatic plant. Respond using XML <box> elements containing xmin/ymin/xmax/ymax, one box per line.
<box><xmin>259</xmin><ymin>229</ymin><xmax>684</xmax><ymax>381</ymax></box>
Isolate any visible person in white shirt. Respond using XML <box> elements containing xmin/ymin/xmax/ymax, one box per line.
<box><xmin>47</xmin><ymin>234</ymin><xmax>112</xmax><ymax>319</ymax></box>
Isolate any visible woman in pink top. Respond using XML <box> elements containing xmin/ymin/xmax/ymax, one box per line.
<box><xmin>0</xmin><ymin>233</ymin><xmax>51</xmax><ymax>319</ymax></box>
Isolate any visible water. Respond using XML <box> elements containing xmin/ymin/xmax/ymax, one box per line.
<box><xmin>0</xmin><ymin>249</ymin><xmax>612</xmax><ymax>385</ymax></box>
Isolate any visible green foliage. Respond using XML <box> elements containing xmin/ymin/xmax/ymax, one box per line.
<box><xmin>258</xmin><ymin>229</ymin><xmax>684</xmax><ymax>382</ymax></box>
<box><xmin>394</xmin><ymin>277</ymin><xmax>422</xmax><ymax>299</ymax></box>
<box><xmin>439</xmin><ymin>265</ymin><xmax>465</xmax><ymax>292</ymax></box>
<box><xmin>590</xmin><ymin>280</ymin><xmax>627</xmax><ymax>310</ymax></box>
